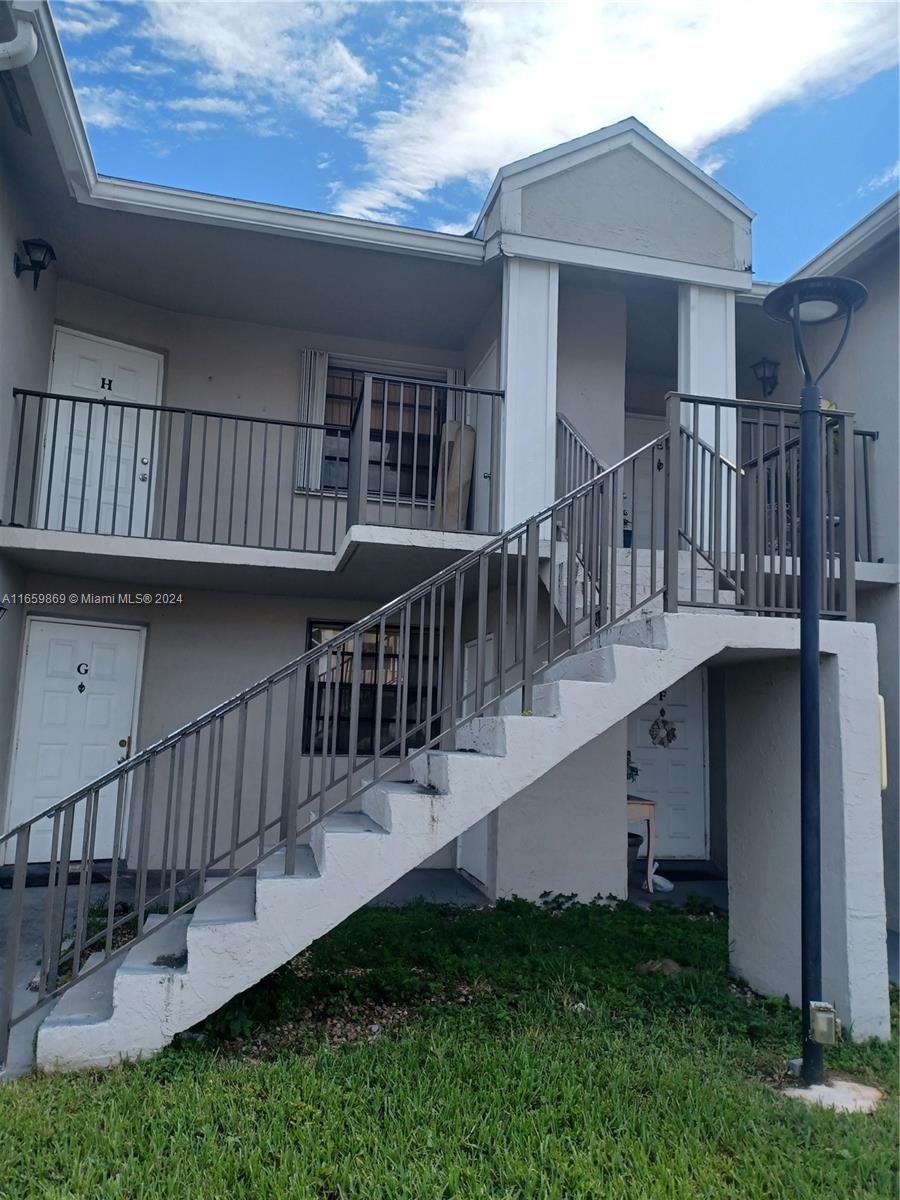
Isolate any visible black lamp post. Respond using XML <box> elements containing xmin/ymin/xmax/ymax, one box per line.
<box><xmin>763</xmin><ymin>275</ymin><xmax>867</xmax><ymax>1085</ymax></box>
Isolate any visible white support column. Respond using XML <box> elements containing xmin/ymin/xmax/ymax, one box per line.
<box><xmin>677</xmin><ymin>284</ymin><xmax>736</xmax><ymax>398</ymax></box>
<box><xmin>677</xmin><ymin>284</ymin><xmax>737</xmax><ymax>459</ymax></box>
<box><xmin>500</xmin><ymin>257</ymin><xmax>558</xmax><ymax>527</ymax></box>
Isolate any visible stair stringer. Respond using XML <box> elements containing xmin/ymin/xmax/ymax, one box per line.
<box><xmin>35</xmin><ymin>612</ymin><xmax>806</xmax><ymax>1072</ymax></box>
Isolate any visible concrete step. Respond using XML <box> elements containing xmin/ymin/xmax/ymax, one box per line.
<box><xmin>257</xmin><ymin>844</ymin><xmax>319</xmax><ymax>881</ymax></box>
<box><xmin>191</xmin><ymin>876</ymin><xmax>256</xmax><ymax>926</ymax></box>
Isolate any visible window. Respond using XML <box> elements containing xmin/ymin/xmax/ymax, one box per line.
<box><xmin>319</xmin><ymin>367</ymin><xmax>447</xmax><ymax>503</ymax></box>
<box><xmin>304</xmin><ymin>621</ymin><xmax>441</xmax><ymax>756</ymax></box>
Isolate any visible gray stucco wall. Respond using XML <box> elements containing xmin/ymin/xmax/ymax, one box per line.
<box><xmin>520</xmin><ymin>147</ymin><xmax>740</xmax><ymax>269</ymax></box>
<box><xmin>0</xmin><ymin>146</ymin><xmax>57</xmax><ymax>821</ymax></box>
<box><xmin>0</xmin><ymin>146</ymin><xmax>58</xmax><ymax>509</ymax></box>
<box><xmin>54</xmin><ymin>281</ymin><xmax>465</xmax><ymax>426</ymax></box>
<box><xmin>556</xmin><ymin>282</ymin><xmax>626</xmax><ymax>465</ymax></box>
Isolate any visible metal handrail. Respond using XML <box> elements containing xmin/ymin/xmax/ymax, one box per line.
<box><xmin>0</xmin><ymin>431</ymin><xmax>670</xmax><ymax>1063</ymax></box>
<box><xmin>555</xmin><ymin>413</ymin><xmax>607</xmax><ymax>499</ymax></box>
<box><xmin>11</xmin><ymin>388</ymin><xmax>343</xmax><ymax>433</ymax></box>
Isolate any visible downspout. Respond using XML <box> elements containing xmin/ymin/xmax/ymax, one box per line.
<box><xmin>0</xmin><ymin>16</ymin><xmax>37</xmax><ymax>71</ymax></box>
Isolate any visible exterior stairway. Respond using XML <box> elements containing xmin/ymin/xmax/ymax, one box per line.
<box><xmin>36</xmin><ymin>611</ymin><xmax>766</xmax><ymax>1070</ymax></box>
<box><xmin>0</xmin><ymin>419</ymin><xmax>868</xmax><ymax>1074</ymax></box>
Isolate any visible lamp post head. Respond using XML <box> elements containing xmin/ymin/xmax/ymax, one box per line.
<box><xmin>763</xmin><ymin>275</ymin><xmax>867</xmax><ymax>387</ymax></box>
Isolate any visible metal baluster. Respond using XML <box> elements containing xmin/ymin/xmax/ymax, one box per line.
<box><xmin>9</xmin><ymin>392</ymin><xmax>27</xmax><ymax>525</ymax></box>
<box><xmin>229</xmin><ymin>701</ymin><xmax>248</xmax><ymax>872</ymax></box>
<box><xmin>25</xmin><ymin>393</ymin><xmax>46</xmax><ymax>528</ymax></box>
<box><xmin>0</xmin><ymin>828</ymin><xmax>30</xmax><ymax>1067</ymax></box>
<box><xmin>281</xmin><ymin>670</ymin><xmax>299</xmax><ymax>876</ymax></box>
<box><xmin>257</xmin><ymin>685</ymin><xmax>274</xmax><ymax>858</ymax></box>
<box><xmin>143</xmin><ymin>407</ymin><xmax>158</xmax><ymax>539</ymax></box>
<box><xmin>47</xmin><ymin>804</ymin><xmax>75</xmax><ymax>993</ymax></box>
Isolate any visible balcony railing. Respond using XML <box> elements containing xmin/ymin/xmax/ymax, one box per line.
<box><xmin>854</xmin><ymin>429</ymin><xmax>878</xmax><ymax>563</ymax></box>
<box><xmin>4</xmin><ymin>378</ymin><xmax>503</xmax><ymax>555</ymax></box>
<box><xmin>671</xmin><ymin>393</ymin><xmax>856</xmax><ymax>618</ymax></box>
<box><xmin>345</xmin><ymin>375</ymin><xmax>502</xmax><ymax>535</ymax></box>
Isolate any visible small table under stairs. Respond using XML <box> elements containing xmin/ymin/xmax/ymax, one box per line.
<box><xmin>627</xmin><ymin>795</ymin><xmax>657</xmax><ymax>894</ymax></box>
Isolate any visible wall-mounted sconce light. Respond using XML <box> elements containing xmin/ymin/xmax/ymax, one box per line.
<box><xmin>751</xmin><ymin>355</ymin><xmax>779</xmax><ymax>398</ymax></box>
<box><xmin>13</xmin><ymin>238</ymin><xmax>56</xmax><ymax>291</ymax></box>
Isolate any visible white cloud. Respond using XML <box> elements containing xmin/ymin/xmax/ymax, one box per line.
<box><xmin>333</xmin><ymin>0</ymin><xmax>898</xmax><ymax>220</ymax></box>
<box><xmin>857</xmin><ymin>161</ymin><xmax>900</xmax><ymax>196</ymax></box>
<box><xmin>54</xmin><ymin>1</ymin><xmax>122</xmax><ymax>40</ymax></box>
<box><xmin>74</xmin><ymin>84</ymin><xmax>142</xmax><ymax>129</ymax></box>
<box><xmin>169</xmin><ymin>119</ymin><xmax>222</xmax><ymax>135</ymax></box>
<box><xmin>435</xmin><ymin>219</ymin><xmax>477</xmax><ymax>236</ymax></box>
<box><xmin>166</xmin><ymin>96</ymin><xmax>254</xmax><ymax>117</ymax></box>
<box><xmin>141</xmin><ymin>1</ymin><xmax>375</xmax><ymax>125</ymax></box>
<box><xmin>70</xmin><ymin>44</ymin><xmax>173</xmax><ymax>77</ymax></box>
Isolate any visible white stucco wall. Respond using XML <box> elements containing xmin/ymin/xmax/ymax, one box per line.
<box><xmin>556</xmin><ymin>282</ymin><xmax>626</xmax><ymax>466</ymax></box>
<box><xmin>491</xmin><ymin>723</ymin><xmax>627</xmax><ymax>903</ymax></box>
<box><xmin>858</xmin><ymin>586</ymin><xmax>900</xmax><ymax>931</ymax></box>
<box><xmin>725</xmin><ymin>642</ymin><xmax>889</xmax><ymax>1039</ymax></box>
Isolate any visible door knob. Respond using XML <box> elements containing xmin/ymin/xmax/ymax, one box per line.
<box><xmin>139</xmin><ymin>473</ymin><xmax>148</xmax><ymax>482</ymax></box>
<box><xmin>117</xmin><ymin>735</ymin><xmax>132</xmax><ymax>763</ymax></box>
<box><xmin>140</xmin><ymin>457</ymin><xmax>149</xmax><ymax>466</ymax></box>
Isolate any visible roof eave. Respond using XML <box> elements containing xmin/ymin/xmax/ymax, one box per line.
<box><xmin>791</xmin><ymin>192</ymin><xmax>899</xmax><ymax>279</ymax></box>
<box><xmin>16</xmin><ymin>1</ymin><xmax>485</xmax><ymax>264</ymax></box>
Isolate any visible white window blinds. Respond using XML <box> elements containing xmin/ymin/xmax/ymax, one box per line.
<box><xmin>296</xmin><ymin>348</ymin><xmax>329</xmax><ymax>490</ymax></box>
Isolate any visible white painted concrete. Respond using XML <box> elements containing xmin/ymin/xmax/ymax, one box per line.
<box><xmin>724</xmin><ymin>630</ymin><xmax>889</xmax><ymax>1041</ymax></box>
<box><xmin>500</xmin><ymin>258</ymin><xmax>558</xmax><ymax>526</ymax></box>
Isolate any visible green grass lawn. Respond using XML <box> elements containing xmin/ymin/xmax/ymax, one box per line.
<box><xmin>0</xmin><ymin>896</ymin><xmax>896</xmax><ymax>1199</ymax></box>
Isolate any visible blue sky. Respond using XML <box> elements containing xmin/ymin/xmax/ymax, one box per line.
<box><xmin>52</xmin><ymin>1</ymin><xmax>899</xmax><ymax>279</ymax></box>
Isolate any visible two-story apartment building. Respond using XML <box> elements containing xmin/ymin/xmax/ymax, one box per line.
<box><xmin>0</xmin><ymin>2</ymin><xmax>894</xmax><ymax>1073</ymax></box>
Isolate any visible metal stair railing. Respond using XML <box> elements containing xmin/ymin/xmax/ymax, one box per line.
<box><xmin>668</xmin><ymin>393</ymin><xmax>856</xmax><ymax>618</ymax></box>
<box><xmin>0</xmin><ymin>433</ymin><xmax>673</xmax><ymax>1065</ymax></box>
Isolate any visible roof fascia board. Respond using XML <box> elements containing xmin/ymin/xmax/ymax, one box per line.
<box><xmin>475</xmin><ymin>116</ymin><xmax>754</xmax><ymax>233</ymax></box>
<box><xmin>19</xmin><ymin>2</ymin><xmax>483</xmax><ymax>264</ymax></box>
<box><xmin>791</xmin><ymin>193</ymin><xmax>899</xmax><ymax>279</ymax></box>
<box><xmin>18</xmin><ymin>0</ymin><xmax>96</xmax><ymax>197</ymax></box>
<box><xmin>89</xmin><ymin>176</ymin><xmax>485</xmax><ymax>261</ymax></box>
<box><xmin>485</xmin><ymin>231</ymin><xmax>752</xmax><ymax>291</ymax></box>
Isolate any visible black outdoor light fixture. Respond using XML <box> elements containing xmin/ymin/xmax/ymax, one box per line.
<box><xmin>750</xmin><ymin>355</ymin><xmax>779</xmax><ymax>398</ymax></box>
<box><xmin>13</xmin><ymin>237</ymin><xmax>55</xmax><ymax>290</ymax></box>
<box><xmin>763</xmin><ymin>274</ymin><xmax>867</xmax><ymax>1087</ymax></box>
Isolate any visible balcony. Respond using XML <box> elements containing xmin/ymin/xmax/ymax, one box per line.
<box><xmin>1</xmin><ymin>375</ymin><xmax>503</xmax><ymax>591</ymax></box>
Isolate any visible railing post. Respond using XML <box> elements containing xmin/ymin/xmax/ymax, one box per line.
<box><xmin>0</xmin><ymin>827</ymin><xmax>30</xmax><ymax>1068</ymax></box>
<box><xmin>664</xmin><ymin>393</ymin><xmax>682</xmax><ymax>612</ymax></box>
<box><xmin>841</xmin><ymin>414</ymin><xmax>856</xmax><ymax>619</ymax></box>
<box><xmin>522</xmin><ymin>517</ymin><xmax>539</xmax><ymax>711</ymax></box>
<box><xmin>175</xmin><ymin>409</ymin><xmax>193</xmax><ymax>541</ymax></box>
<box><xmin>347</xmin><ymin>375</ymin><xmax>372</xmax><ymax>529</ymax></box>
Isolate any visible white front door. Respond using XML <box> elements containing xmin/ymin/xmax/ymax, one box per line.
<box><xmin>627</xmin><ymin>668</ymin><xmax>707</xmax><ymax>859</ymax></box>
<box><xmin>42</xmin><ymin>329</ymin><xmax>163</xmax><ymax>536</ymax></box>
<box><xmin>6</xmin><ymin>619</ymin><xmax>144</xmax><ymax>863</ymax></box>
